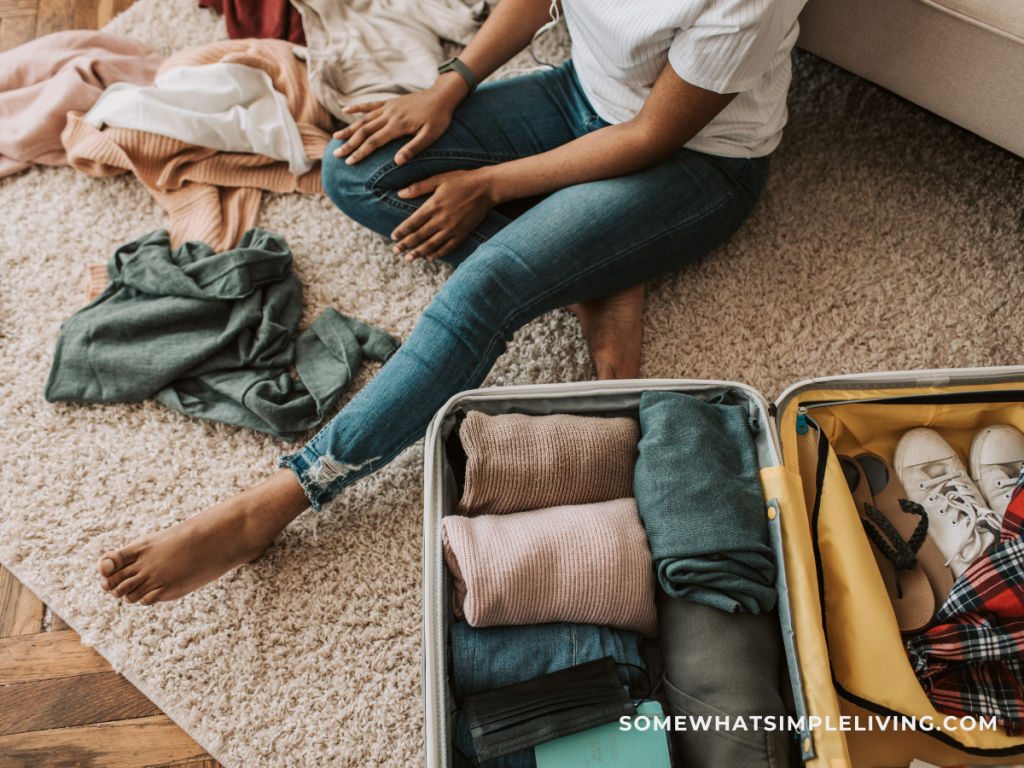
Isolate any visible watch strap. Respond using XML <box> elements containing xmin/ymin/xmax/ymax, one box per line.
<box><xmin>438</xmin><ymin>57</ymin><xmax>478</xmax><ymax>94</ymax></box>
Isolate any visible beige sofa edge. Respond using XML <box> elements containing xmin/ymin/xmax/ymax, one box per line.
<box><xmin>796</xmin><ymin>0</ymin><xmax>1024</xmax><ymax>158</ymax></box>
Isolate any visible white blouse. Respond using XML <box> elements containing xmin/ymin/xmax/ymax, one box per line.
<box><xmin>562</xmin><ymin>0</ymin><xmax>808</xmax><ymax>157</ymax></box>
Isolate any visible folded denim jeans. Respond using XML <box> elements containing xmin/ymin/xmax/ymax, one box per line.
<box><xmin>634</xmin><ymin>390</ymin><xmax>776</xmax><ymax>613</ymax></box>
<box><xmin>450</xmin><ymin>621</ymin><xmax>646</xmax><ymax>702</ymax></box>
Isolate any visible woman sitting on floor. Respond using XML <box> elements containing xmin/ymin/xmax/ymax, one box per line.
<box><xmin>96</xmin><ymin>0</ymin><xmax>806</xmax><ymax>604</ymax></box>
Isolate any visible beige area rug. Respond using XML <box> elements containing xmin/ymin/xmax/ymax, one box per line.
<box><xmin>2</xmin><ymin>1</ymin><xmax>1023</xmax><ymax>766</ymax></box>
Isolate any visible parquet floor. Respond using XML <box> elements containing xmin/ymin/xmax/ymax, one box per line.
<box><xmin>0</xmin><ymin>566</ymin><xmax>221</xmax><ymax>767</ymax></box>
<box><xmin>0</xmin><ymin>0</ymin><xmax>137</xmax><ymax>52</ymax></box>
<box><xmin>1</xmin><ymin>2</ymin><xmax>224</xmax><ymax>765</ymax></box>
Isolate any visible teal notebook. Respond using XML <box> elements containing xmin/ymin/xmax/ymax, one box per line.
<box><xmin>534</xmin><ymin>700</ymin><xmax>673</xmax><ymax>768</ymax></box>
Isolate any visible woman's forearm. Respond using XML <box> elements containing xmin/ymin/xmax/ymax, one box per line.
<box><xmin>475</xmin><ymin>66</ymin><xmax>738</xmax><ymax>205</ymax></box>
<box><xmin>479</xmin><ymin>122</ymin><xmax>672</xmax><ymax>205</ymax></box>
<box><xmin>458</xmin><ymin>0</ymin><xmax>559</xmax><ymax>84</ymax></box>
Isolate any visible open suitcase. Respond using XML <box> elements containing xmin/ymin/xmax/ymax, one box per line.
<box><xmin>421</xmin><ymin>366</ymin><xmax>1024</xmax><ymax>768</ymax></box>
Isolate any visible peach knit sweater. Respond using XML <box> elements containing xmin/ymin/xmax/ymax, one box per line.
<box><xmin>61</xmin><ymin>39</ymin><xmax>333</xmax><ymax>252</ymax></box>
<box><xmin>442</xmin><ymin>498</ymin><xmax>658</xmax><ymax>637</ymax></box>
<box><xmin>456</xmin><ymin>411</ymin><xmax>640</xmax><ymax>517</ymax></box>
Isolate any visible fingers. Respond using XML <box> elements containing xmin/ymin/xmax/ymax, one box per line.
<box><xmin>404</xmin><ymin>230</ymin><xmax>455</xmax><ymax>262</ymax></box>
<box><xmin>391</xmin><ymin>205</ymin><xmax>435</xmax><ymax>246</ymax></box>
<box><xmin>333</xmin><ymin>116</ymin><xmax>388</xmax><ymax>158</ymax></box>
<box><xmin>393</xmin><ymin>218</ymin><xmax>442</xmax><ymax>258</ymax></box>
<box><xmin>424</xmin><ymin>237</ymin><xmax>460</xmax><ymax>261</ymax></box>
<box><xmin>340</xmin><ymin>100</ymin><xmax>388</xmax><ymax>116</ymax></box>
<box><xmin>332</xmin><ymin>109</ymin><xmax>383</xmax><ymax>141</ymax></box>
<box><xmin>395</xmin><ymin>126</ymin><xmax>434</xmax><ymax>165</ymax></box>
<box><xmin>396</xmin><ymin>175</ymin><xmax>441</xmax><ymax>202</ymax></box>
<box><xmin>342</xmin><ymin>121</ymin><xmax>406</xmax><ymax>165</ymax></box>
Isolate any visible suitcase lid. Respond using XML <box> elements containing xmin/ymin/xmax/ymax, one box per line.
<box><xmin>774</xmin><ymin>365</ymin><xmax>1024</xmax><ymax>433</ymax></box>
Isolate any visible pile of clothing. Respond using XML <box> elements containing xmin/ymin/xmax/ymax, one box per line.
<box><xmin>0</xmin><ymin>0</ymin><xmax>486</xmax><ymax>251</ymax></box>
<box><xmin>45</xmin><ymin>228</ymin><xmax>400</xmax><ymax>441</ymax></box>
<box><xmin>0</xmin><ymin>0</ymin><xmax>493</xmax><ymax>437</ymax></box>
<box><xmin>443</xmin><ymin>392</ymin><xmax>795</xmax><ymax>767</ymax></box>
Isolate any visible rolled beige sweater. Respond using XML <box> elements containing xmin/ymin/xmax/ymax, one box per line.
<box><xmin>456</xmin><ymin>411</ymin><xmax>640</xmax><ymax>516</ymax></box>
<box><xmin>442</xmin><ymin>498</ymin><xmax>658</xmax><ymax>638</ymax></box>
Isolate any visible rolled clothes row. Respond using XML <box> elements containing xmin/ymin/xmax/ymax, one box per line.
<box><xmin>444</xmin><ymin>393</ymin><xmax>794</xmax><ymax>767</ymax></box>
<box><xmin>443</xmin><ymin>393</ymin><xmax>777</xmax><ymax>635</ymax></box>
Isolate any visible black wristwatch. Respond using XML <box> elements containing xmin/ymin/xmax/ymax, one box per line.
<box><xmin>438</xmin><ymin>57</ymin><xmax>478</xmax><ymax>94</ymax></box>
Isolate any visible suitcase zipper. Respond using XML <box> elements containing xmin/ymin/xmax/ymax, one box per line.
<box><xmin>442</xmin><ymin>380</ymin><xmax>783</xmax><ymax>464</ymax></box>
<box><xmin>802</xmin><ymin>389</ymin><xmax>1024</xmax><ymax>410</ymax></box>
<box><xmin>796</xmin><ymin>406</ymin><xmax>809</xmax><ymax>433</ymax></box>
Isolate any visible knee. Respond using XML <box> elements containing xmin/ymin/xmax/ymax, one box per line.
<box><xmin>425</xmin><ymin>250</ymin><xmax>530</xmax><ymax>338</ymax></box>
<box><xmin>321</xmin><ymin>138</ymin><xmax>379</xmax><ymax>219</ymax></box>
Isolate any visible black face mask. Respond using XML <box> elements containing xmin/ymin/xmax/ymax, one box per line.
<box><xmin>461</xmin><ymin>656</ymin><xmax>637</xmax><ymax>762</ymax></box>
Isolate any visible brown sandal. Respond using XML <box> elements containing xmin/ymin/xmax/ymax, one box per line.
<box><xmin>839</xmin><ymin>454</ymin><xmax>935</xmax><ymax>634</ymax></box>
<box><xmin>855</xmin><ymin>452</ymin><xmax>954</xmax><ymax>611</ymax></box>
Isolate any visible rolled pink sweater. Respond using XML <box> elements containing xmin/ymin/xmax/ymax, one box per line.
<box><xmin>442</xmin><ymin>498</ymin><xmax>658</xmax><ymax>638</ymax></box>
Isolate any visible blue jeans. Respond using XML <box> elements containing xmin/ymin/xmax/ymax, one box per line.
<box><xmin>279</xmin><ymin>61</ymin><xmax>770</xmax><ymax>510</ymax></box>
<box><xmin>450</xmin><ymin>621</ymin><xmax>646</xmax><ymax>703</ymax></box>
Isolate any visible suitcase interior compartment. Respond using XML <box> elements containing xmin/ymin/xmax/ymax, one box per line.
<box><xmin>774</xmin><ymin>375</ymin><xmax>1024</xmax><ymax>767</ymax></box>
<box><xmin>422</xmin><ymin>381</ymin><xmax>810</xmax><ymax>768</ymax></box>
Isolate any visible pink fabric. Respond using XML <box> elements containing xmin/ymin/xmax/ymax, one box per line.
<box><xmin>442</xmin><ymin>498</ymin><xmax>658</xmax><ymax>637</ymax></box>
<box><xmin>0</xmin><ymin>30</ymin><xmax>163</xmax><ymax>178</ymax></box>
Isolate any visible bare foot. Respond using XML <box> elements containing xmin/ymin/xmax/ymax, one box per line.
<box><xmin>96</xmin><ymin>470</ymin><xmax>309</xmax><ymax>606</ymax></box>
<box><xmin>568</xmin><ymin>284</ymin><xmax>645</xmax><ymax>380</ymax></box>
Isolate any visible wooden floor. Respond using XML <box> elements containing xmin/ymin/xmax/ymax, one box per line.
<box><xmin>0</xmin><ymin>0</ymin><xmax>223</xmax><ymax>764</ymax></box>
<box><xmin>0</xmin><ymin>0</ymin><xmax>138</xmax><ymax>52</ymax></box>
<box><xmin>0</xmin><ymin>566</ymin><xmax>222</xmax><ymax>768</ymax></box>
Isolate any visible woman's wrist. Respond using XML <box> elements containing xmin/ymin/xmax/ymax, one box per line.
<box><xmin>473</xmin><ymin>165</ymin><xmax>507</xmax><ymax>207</ymax></box>
<box><xmin>430</xmin><ymin>71</ymin><xmax>471</xmax><ymax>110</ymax></box>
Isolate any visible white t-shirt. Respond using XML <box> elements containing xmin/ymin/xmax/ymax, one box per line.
<box><xmin>563</xmin><ymin>0</ymin><xmax>807</xmax><ymax>158</ymax></box>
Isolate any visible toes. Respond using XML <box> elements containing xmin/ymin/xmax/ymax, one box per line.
<box><xmin>110</xmin><ymin>572</ymin><xmax>146</xmax><ymax>600</ymax></box>
<box><xmin>124</xmin><ymin>580</ymin><xmax>154</xmax><ymax>604</ymax></box>
<box><xmin>97</xmin><ymin>544</ymin><xmax>138</xmax><ymax>576</ymax></box>
<box><xmin>138</xmin><ymin>588</ymin><xmax>163</xmax><ymax>607</ymax></box>
<box><xmin>101</xmin><ymin>565</ymin><xmax>138</xmax><ymax>592</ymax></box>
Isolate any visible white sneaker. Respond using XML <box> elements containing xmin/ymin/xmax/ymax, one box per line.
<box><xmin>894</xmin><ymin>428</ymin><xmax>1002</xmax><ymax>578</ymax></box>
<box><xmin>969</xmin><ymin>424</ymin><xmax>1024</xmax><ymax>518</ymax></box>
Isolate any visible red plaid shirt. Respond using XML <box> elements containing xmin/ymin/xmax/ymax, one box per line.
<box><xmin>906</xmin><ymin>469</ymin><xmax>1024</xmax><ymax>734</ymax></box>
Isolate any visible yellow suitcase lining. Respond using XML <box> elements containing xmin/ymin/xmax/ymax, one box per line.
<box><xmin>778</xmin><ymin>382</ymin><xmax>1024</xmax><ymax>766</ymax></box>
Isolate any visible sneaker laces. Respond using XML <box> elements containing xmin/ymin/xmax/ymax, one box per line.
<box><xmin>993</xmin><ymin>474</ymin><xmax>1015</xmax><ymax>504</ymax></box>
<box><xmin>918</xmin><ymin>471</ymin><xmax>1002</xmax><ymax>566</ymax></box>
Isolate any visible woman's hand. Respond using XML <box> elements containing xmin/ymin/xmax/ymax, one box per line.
<box><xmin>333</xmin><ymin>75</ymin><xmax>467</xmax><ymax>166</ymax></box>
<box><xmin>390</xmin><ymin>169</ymin><xmax>497</xmax><ymax>262</ymax></box>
